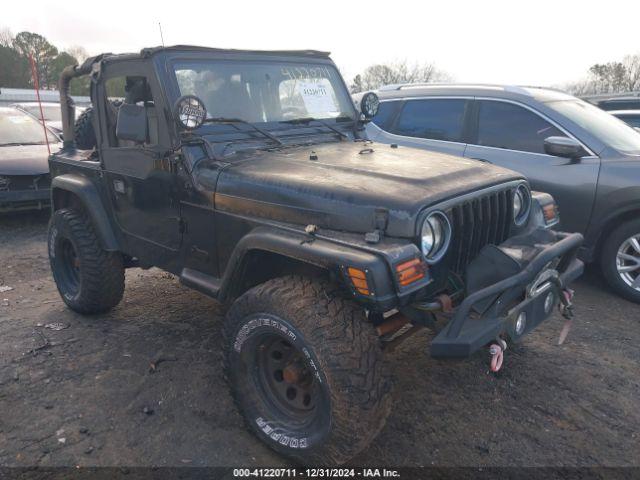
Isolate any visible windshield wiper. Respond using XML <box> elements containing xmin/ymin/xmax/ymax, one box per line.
<box><xmin>280</xmin><ymin>117</ymin><xmax>349</xmax><ymax>139</ymax></box>
<box><xmin>203</xmin><ymin>117</ymin><xmax>283</xmax><ymax>146</ymax></box>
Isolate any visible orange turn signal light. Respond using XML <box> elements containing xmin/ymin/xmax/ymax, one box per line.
<box><xmin>347</xmin><ymin>267</ymin><xmax>370</xmax><ymax>295</ymax></box>
<box><xmin>396</xmin><ymin>258</ymin><xmax>427</xmax><ymax>287</ymax></box>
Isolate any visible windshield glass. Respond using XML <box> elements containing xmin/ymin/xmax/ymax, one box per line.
<box><xmin>547</xmin><ymin>99</ymin><xmax>640</xmax><ymax>154</ymax></box>
<box><xmin>23</xmin><ymin>105</ymin><xmax>62</xmax><ymax>122</ymax></box>
<box><xmin>172</xmin><ymin>60</ymin><xmax>355</xmax><ymax>125</ymax></box>
<box><xmin>0</xmin><ymin>109</ymin><xmax>57</xmax><ymax>145</ymax></box>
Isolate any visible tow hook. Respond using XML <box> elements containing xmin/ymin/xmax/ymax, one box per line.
<box><xmin>489</xmin><ymin>338</ymin><xmax>507</xmax><ymax>372</ymax></box>
<box><xmin>558</xmin><ymin>288</ymin><xmax>575</xmax><ymax>345</ymax></box>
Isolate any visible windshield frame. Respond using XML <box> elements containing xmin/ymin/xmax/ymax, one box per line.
<box><xmin>163</xmin><ymin>53</ymin><xmax>358</xmax><ymax>138</ymax></box>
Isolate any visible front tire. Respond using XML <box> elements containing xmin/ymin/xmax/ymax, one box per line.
<box><xmin>48</xmin><ymin>208</ymin><xmax>125</xmax><ymax>313</ymax></box>
<box><xmin>223</xmin><ymin>276</ymin><xmax>392</xmax><ymax>465</ymax></box>
<box><xmin>601</xmin><ymin>218</ymin><xmax>640</xmax><ymax>303</ymax></box>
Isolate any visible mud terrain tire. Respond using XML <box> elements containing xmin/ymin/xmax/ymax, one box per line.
<box><xmin>48</xmin><ymin>208</ymin><xmax>125</xmax><ymax>314</ymax></box>
<box><xmin>74</xmin><ymin>107</ymin><xmax>96</xmax><ymax>150</ymax></box>
<box><xmin>223</xmin><ymin>276</ymin><xmax>392</xmax><ymax>465</ymax></box>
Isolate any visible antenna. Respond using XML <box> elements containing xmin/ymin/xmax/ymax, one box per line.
<box><xmin>158</xmin><ymin>22</ymin><xmax>165</xmax><ymax>46</ymax></box>
<box><xmin>28</xmin><ymin>53</ymin><xmax>51</xmax><ymax>156</ymax></box>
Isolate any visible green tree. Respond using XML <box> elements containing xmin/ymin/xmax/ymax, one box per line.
<box><xmin>70</xmin><ymin>76</ymin><xmax>91</xmax><ymax>96</ymax></box>
<box><xmin>12</xmin><ymin>31</ymin><xmax>58</xmax><ymax>88</ymax></box>
<box><xmin>0</xmin><ymin>45</ymin><xmax>30</xmax><ymax>87</ymax></box>
<box><xmin>49</xmin><ymin>51</ymin><xmax>78</xmax><ymax>88</ymax></box>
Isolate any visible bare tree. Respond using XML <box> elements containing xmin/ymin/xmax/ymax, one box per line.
<box><xmin>66</xmin><ymin>45</ymin><xmax>89</xmax><ymax>64</ymax></box>
<box><xmin>564</xmin><ymin>53</ymin><xmax>640</xmax><ymax>95</ymax></box>
<box><xmin>0</xmin><ymin>27</ymin><xmax>13</xmax><ymax>48</ymax></box>
<box><xmin>623</xmin><ymin>54</ymin><xmax>640</xmax><ymax>91</ymax></box>
<box><xmin>350</xmin><ymin>60</ymin><xmax>451</xmax><ymax>93</ymax></box>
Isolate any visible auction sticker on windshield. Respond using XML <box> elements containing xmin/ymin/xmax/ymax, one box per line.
<box><xmin>297</xmin><ymin>80</ymin><xmax>338</xmax><ymax>115</ymax></box>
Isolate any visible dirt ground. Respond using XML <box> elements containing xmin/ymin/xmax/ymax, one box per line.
<box><xmin>0</xmin><ymin>211</ymin><xmax>638</xmax><ymax>469</ymax></box>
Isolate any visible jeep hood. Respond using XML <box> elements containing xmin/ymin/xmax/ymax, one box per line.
<box><xmin>214</xmin><ymin>142</ymin><xmax>522</xmax><ymax>238</ymax></box>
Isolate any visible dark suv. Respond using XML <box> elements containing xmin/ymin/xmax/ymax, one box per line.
<box><xmin>48</xmin><ymin>48</ymin><xmax>583</xmax><ymax>464</ymax></box>
<box><xmin>359</xmin><ymin>84</ymin><xmax>640</xmax><ymax>302</ymax></box>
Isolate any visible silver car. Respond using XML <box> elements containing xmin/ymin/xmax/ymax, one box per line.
<box><xmin>356</xmin><ymin>84</ymin><xmax>640</xmax><ymax>303</ymax></box>
<box><xmin>610</xmin><ymin>110</ymin><xmax>640</xmax><ymax>129</ymax></box>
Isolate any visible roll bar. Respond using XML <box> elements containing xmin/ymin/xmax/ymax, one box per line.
<box><xmin>58</xmin><ymin>55</ymin><xmax>103</xmax><ymax>148</ymax></box>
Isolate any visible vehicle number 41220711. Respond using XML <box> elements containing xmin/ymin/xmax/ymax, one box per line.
<box><xmin>232</xmin><ymin>468</ymin><xmax>401</xmax><ymax>478</ymax></box>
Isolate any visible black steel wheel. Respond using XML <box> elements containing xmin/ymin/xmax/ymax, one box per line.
<box><xmin>224</xmin><ymin>276</ymin><xmax>392</xmax><ymax>465</ymax></box>
<box><xmin>57</xmin><ymin>237</ymin><xmax>81</xmax><ymax>295</ymax></box>
<box><xmin>256</xmin><ymin>335</ymin><xmax>318</xmax><ymax>420</ymax></box>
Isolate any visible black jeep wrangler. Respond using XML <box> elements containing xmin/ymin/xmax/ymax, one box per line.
<box><xmin>48</xmin><ymin>46</ymin><xmax>584</xmax><ymax>464</ymax></box>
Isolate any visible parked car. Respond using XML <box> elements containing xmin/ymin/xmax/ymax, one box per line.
<box><xmin>357</xmin><ymin>84</ymin><xmax>640</xmax><ymax>302</ymax></box>
<box><xmin>610</xmin><ymin>109</ymin><xmax>640</xmax><ymax>129</ymax></box>
<box><xmin>10</xmin><ymin>102</ymin><xmax>64</xmax><ymax>136</ymax></box>
<box><xmin>45</xmin><ymin>47</ymin><xmax>583</xmax><ymax>464</ymax></box>
<box><xmin>10</xmin><ymin>102</ymin><xmax>87</xmax><ymax>139</ymax></box>
<box><xmin>583</xmin><ymin>91</ymin><xmax>640</xmax><ymax>111</ymax></box>
<box><xmin>0</xmin><ymin>107</ymin><xmax>59</xmax><ymax>212</ymax></box>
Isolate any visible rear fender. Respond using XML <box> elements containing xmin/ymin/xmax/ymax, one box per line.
<box><xmin>51</xmin><ymin>174</ymin><xmax>120</xmax><ymax>251</ymax></box>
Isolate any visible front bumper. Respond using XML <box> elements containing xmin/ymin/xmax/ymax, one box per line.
<box><xmin>0</xmin><ymin>189</ymin><xmax>50</xmax><ymax>212</ymax></box>
<box><xmin>430</xmin><ymin>229</ymin><xmax>584</xmax><ymax>358</ymax></box>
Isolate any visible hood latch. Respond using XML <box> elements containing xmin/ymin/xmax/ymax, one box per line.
<box><xmin>365</xmin><ymin>209</ymin><xmax>389</xmax><ymax>244</ymax></box>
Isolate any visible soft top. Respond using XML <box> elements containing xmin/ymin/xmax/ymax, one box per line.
<box><xmin>91</xmin><ymin>45</ymin><xmax>331</xmax><ymax>65</ymax></box>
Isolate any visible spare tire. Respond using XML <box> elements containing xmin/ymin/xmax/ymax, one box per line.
<box><xmin>74</xmin><ymin>100</ymin><xmax>122</xmax><ymax>150</ymax></box>
<box><xmin>74</xmin><ymin>107</ymin><xmax>96</xmax><ymax>150</ymax></box>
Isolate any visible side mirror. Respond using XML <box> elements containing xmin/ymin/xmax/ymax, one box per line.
<box><xmin>544</xmin><ymin>136</ymin><xmax>584</xmax><ymax>159</ymax></box>
<box><xmin>116</xmin><ymin>104</ymin><xmax>148</xmax><ymax>143</ymax></box>
<box><xmin>359</xmin><ymin>92</ymin><xmax>380</xmax><ymax>121</ymax></box>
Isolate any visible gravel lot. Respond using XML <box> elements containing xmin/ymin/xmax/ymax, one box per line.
<box><xmin>0</xmin><ymin>211</ymin><xmax>638</xmax><ymax>469</ymax></box>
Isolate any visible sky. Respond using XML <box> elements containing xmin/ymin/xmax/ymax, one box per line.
<box><xmin>3</xmin><ymin>0</ymin><xmax>639</xmax><ymax>87</ymax></box>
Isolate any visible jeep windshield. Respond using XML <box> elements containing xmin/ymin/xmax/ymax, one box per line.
<box><xmin>172</xmin><ymin>61</ymin><xmax>356</xmax><ymax>128</ymax></box>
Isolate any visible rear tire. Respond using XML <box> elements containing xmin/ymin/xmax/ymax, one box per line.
<box><xmin>48</xmin><ymin>208</ymin><xmax>125</xmax><ymax>313</ymax></box>
<box><xmin>223</xmin><ymin>276</ymin><xmax>392</xmax><ymax>465</ymax></box>
<box><xmin>600</xmin><ymin>218</ymin><xmax>640</xmax><ymax>303</ymax></box>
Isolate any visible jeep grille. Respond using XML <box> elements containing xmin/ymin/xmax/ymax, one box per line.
<box><xmin>447</xmin><ymin>187</ymin><xmax>514</xmax><ymax>276</ymax></box>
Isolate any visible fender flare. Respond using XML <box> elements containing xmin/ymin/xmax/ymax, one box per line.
<box><xmin>51</xmin><ymin>174</ymin><xmax>120</xmax><ymax>251</ymax></box>
<box><xmin>217</xmin><ymin>226</ymin><xmax>398</xmax><ymax>305</ymax></box>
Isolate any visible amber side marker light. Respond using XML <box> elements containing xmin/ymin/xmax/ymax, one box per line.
<box><xmin>347</xmin><ymin>267</ymin><xmax>370</xmax><ymax>295</ymax></box>
<box><xmin>396</xmin><ymin>258</ymin><xmax>427</xmax><ymax>287</ymax></box>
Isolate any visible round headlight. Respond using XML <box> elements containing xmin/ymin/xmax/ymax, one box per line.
<box><xmin>513</xmin><ymin>184</ymin><xmax>531</xmax><ymax>226</ymax></box>
<box><xmin>514</xmin><ymin>190</ymin><xmax>523</xmax><ymax>218</ymax></box>
<box><xmin>360</xmin><ymin>92</ymin><xmax>380</xmax><ymax>119</ymax></box>
<box><xmin>421</xmin><ymin>211</ymin><xmax>452</xmax><ymax>263</ymax></box>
